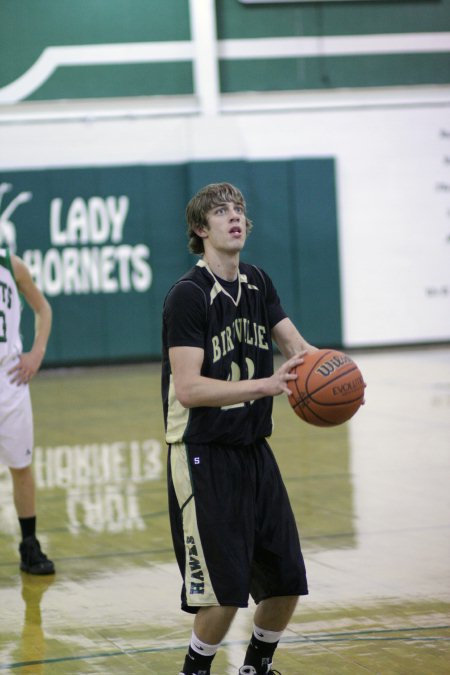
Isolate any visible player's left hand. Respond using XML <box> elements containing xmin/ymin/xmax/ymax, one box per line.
<box><xmin>7</xmin><ymin>353</ymin><xmax>42</xmax><ymax>385</ymax></box>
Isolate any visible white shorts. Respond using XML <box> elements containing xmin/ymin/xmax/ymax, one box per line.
<box><xmin>0</xmin><ymin>357</ymin><xmax>34</xmax><ymax>469</ymax></box>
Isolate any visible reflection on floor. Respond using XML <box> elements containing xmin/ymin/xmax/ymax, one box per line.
<box><xmin>0</xmin><ymin>346</ymin><xmax>449</xmax><ymax>674</ymax></box>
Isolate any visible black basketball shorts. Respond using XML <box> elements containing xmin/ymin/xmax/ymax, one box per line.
<box><xmin>167</xmin><ymin>438</ymin><xmax>308</xmax><ymax>613</ymax></box>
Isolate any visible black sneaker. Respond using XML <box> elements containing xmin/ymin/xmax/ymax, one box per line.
<box><xmin>19</xmin><ymin>536</ymin><xmax>55</xmax><ymax>575</ymax></box>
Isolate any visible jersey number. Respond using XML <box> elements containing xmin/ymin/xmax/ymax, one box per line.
<box><xmin>0</xmin><ymin>311</ymin><xmax>6</xmax><ymax>343</ymax></box>
<box><xmin>222</xmin><ymin>358</ymin><xmax>255</xmax><ymax>410</ymax></box>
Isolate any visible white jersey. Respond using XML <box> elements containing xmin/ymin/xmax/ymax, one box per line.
<box><xmin>0</xmin><ymin>248</ymin><xmax>32</xmax><ymax>467</ymax></box>
<box><xmin>0</xmin><ymin>247</ymin><xmax>22</xmax><ymax>363</ymax></box>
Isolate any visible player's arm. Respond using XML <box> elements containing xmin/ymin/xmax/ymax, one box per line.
<box><xmin>272</xmin><ymin>317</ymin><xmax>318</xmax><ymax>360</ymax></box>
<box><xmin>8</xmin><ymin>255</ymin><xmax>52</xmax><ymax>384</ymax></box>
<box><xmin>169</xmin><ymin>345</ymin><xmax>303</xmax><ymax>408</ymax></box>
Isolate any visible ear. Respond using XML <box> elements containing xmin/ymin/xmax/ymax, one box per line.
<box><xmin>193</xmin><ymin>224</ymin><xmax>208</xmax><ymax>239</ymax></box>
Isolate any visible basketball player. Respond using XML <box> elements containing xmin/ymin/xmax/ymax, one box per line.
<box><xmin>0</xmin><ymin>248</ymin><xmax>55</xmax><ymax>574</ymax></box>
<box><xmin>162</xmin><ymin>183</ymin><xmax>317</xmax><ymax>675</ymax></box>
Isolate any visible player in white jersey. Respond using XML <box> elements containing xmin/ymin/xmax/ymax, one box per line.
<box><xmin>0</xmin><ymin>248</ymin><xmax>54</xmax><ymax>574</ymax></box>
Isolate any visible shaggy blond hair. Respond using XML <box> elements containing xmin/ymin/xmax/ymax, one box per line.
<box><xmin>186</xmin><ymin>182</ymin><xmax>253</xmax><ymax>254</ymax></box>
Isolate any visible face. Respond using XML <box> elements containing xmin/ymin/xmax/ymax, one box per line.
<box><xmin>197</xmin><ymin>201</ymin><xmax>247</xmax><ymax>254</ymax></box>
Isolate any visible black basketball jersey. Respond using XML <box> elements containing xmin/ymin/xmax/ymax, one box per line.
<box><xmin>161</xmin><ymin>259</ymin><xmax>287</xmax><ymax>445</ymax></box>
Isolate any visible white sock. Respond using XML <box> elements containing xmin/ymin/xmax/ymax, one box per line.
<box><xmin>253</xmin><ymin>623</ymin><xmax>283</xmax><ymax>644</ymax></box>
<box><xmin>190</xmin><ymin>630</ymin><xmax>221</xmax><ymax>657</ymax></box>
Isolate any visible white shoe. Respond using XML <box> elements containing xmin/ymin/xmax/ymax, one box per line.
<box><xmin>239</xmin><ymin>666</ymin><xmax>279</xmax><ymax>675</ymax></box>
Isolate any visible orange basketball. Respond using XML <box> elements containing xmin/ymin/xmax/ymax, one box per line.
<box><xmin>287</xmin><ymin>349</ymin><xmax>366</xmax><ymax>427</ymax></box>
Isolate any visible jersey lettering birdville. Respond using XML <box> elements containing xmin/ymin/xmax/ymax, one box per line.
<box><xmin>212</xmin><ymin>319</ymin><xmax>269</xmax><ymax>363</ymax></box>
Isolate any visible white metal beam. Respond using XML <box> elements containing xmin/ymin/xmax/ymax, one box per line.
<box><xmin>189</xmin><ymin>0</ymin><xmax>220</xmax><ymax>116</ymax></box>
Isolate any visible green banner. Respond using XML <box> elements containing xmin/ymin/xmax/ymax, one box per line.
<box><xmin>0</xmin><ymin>159</ymin><xmax>341</xmax><ymax>365</ymax></box>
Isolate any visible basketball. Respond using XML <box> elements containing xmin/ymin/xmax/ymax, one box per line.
<box><xmin>287</xmin><ymin>349</ymin><xmax>365</xmax><ymax>427</ymax></box>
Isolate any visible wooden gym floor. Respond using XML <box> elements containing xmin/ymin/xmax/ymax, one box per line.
<box><xmin>0</xmin><ymin>346</ymin><xmax>449</xmax><ymax>674</ymax></box>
